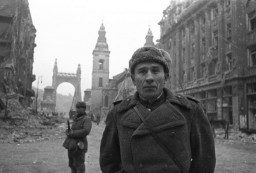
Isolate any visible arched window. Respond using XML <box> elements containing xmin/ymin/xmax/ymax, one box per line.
<box><xmin>99</xmin><ymin>59</ymin><xmax>104</xmax><ymax>70</ymax></box>
<box><xmin>104</xmin><ymin>95</ymin><xmax>108</xmax><ymax>107</ymax></box>
<box><xmin>99</xmin><ymin>77</ymin><xmax>103</xmax><ymax>87</ymax></box>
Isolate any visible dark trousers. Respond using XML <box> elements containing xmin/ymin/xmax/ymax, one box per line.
<box><xmin>68</xmin><ymin>149</ymin><xmax>86</xmax><ymax>173</ymax></box>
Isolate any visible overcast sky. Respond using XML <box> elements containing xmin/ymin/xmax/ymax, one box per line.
<box><xmin>29</xmin><ymin>0</ymin><xmax>172</xmax><ymax>96</ymax></box>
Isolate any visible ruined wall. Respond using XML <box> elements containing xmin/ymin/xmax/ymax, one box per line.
<box><xmin>0</xmin><ymin>0</ymin><xmax>36</xmax><ymax>106</ymax></box>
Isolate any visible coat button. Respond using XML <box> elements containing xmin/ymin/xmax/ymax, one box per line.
<box><xmin>148</xmin><ymin>108</ymin><xmax>151</xmax><ymax>112</ymax></box>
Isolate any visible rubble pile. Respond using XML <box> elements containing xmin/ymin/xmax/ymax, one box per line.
<box><xmin>215</xmin><ymin>129</ymin><xmax>256</xmax><ymax>143</ymax></box>
<box><xmin>231</xmin><ymin>131</ymin><xmax>256</xmax><ymax>143</ymax></box>
<box><xmin>0</xmin><ymin>98</ymin><xmax>67</xmax><ymax>144</ymax></box>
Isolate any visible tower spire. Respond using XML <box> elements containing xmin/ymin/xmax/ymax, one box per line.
<box><xmin>53</xmin><ymin>58</ymin><xmax>58</xmax><ymax>74</ymax></box>
<box><xmin>144</xmin><ymin>26</ymin><xmax>155</xmax><ymax>47</ymax></box>
<box><xmin>93</xmin><ymin>22</ymin><xmax>109</xmax><ymax>53</ymax></box>
<box><xmin>77</xmin><ymin>64</ymin><xmax>81</xmax><ymax>75</ymax></box>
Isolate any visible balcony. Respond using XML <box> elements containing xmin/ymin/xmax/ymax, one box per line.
<box><xmin>247</xmin><ymin>30</ymin><xmax>256</xmax><ymax>47</ymax></box>
<box><xmin>197</xmin><ymin>78</ymin><xmax>205</xmax><ymax>85</ymax></box>
<box><xmin>208</xmin><ymin>75</ymin><xmax>217</xmax><ymax>82</ymax></box>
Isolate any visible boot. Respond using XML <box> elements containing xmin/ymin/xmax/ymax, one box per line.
<box><xmin>71</xmin><ymin>168</ymin><xmax>77</xmax><ymax>173</ymax></box>
<box><xmin>76</xmin><ymin>165</ymin><xmax>85</xmax><ymax>173</ymax></box>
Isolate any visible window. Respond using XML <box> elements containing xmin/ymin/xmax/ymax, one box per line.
<box><xmin>182</xmin><ymin>47</ymin><xmax>186</xmax><ymax>63</ymax></box>
<box><xmin>225</xmin><ymin>0</ymin><xmax>230</xmax><ymax>8</ymax></box>
<box><xmin>201</xmin><ymin>14</ymin><xmax>206</xmax><ymax>33</ymax></box>
<box><xmin>201</xmin><ymin>14</ymin><xmax>206</xmax><ymax>26</ymax></box>
<box><xmin>247</xmin><ymin>83</ymin><xmax>256</xmax><ymax>129</ymax></box>
<box><xmin>226</xmin><ymin>23</ymin><xmax>232</xmax><ymax>40</ymax></box>
<box><xmin>99</xmin><ymin>77</ymin><xmax>103</xmax><ymax>87</ymax></box>
<box><xmin>199</xmin><ymin>63</ymin><xmax>206</xmax><ymax>78</ymax></box>
<box><xmin>191</xmin><ymin>43</ymin><xmax>195</xmax><ymax>55</ymax></box>
<box><xmin>247</xmin><ymin>83</ymin><xmax>256</xmax><ymax>94</ymax></box>
<box><xmin>182</xmin><ymin>70</ymin><xmax>185</xmax><ymax>83</ymax></box>
<box><xmin>212</xmin><ymin>31</ymin><xmax>218</xmax><ymax>47</ymax></box>
<box><xmin>207</xmin><ymin>99</ymin><xmax>217</xmax><ymax>113</ymax></box>
<box><xmin>248</xmin><ymin>11</ymin><xmax>256</xmax><ymax>32</ymax></box>
<box><xmin>226</xmin><ymin>53</ymin><xmax>233</xmax><ymax>71</ymax></box>
<box><xmin>191</xmin><ymin>23</ymin><xmax>195</xmax><ymax>34</ymax></box>
<box><xmin>208</xmin><ymin>89</ymin><xmax>217</xmax><ymax>97</ymax></box>
<box><xmin>249</xmin><ymin>50</ymin><xmax>256</xmax><ymax>66</ymax></box>
<box><xmin>211</xmin><ymin>6</ymin><xmax>218</xmax><ymax>20</ymax></box>
<box><xmin>249</xmin><ymin>17</ymin><xmax>256</xmax><ymax>31</ymax></box>
<box><xmin>99</xmin><ymin>59</ymin><xmax>104</xmax><ymax>70</ymax></box>
<box><xmin>173</xmin><ymin>39</ymin><xmax>176</xmax><ymax>47</ymax></box>
<box><xmin>225</xmin><ymin>0</ymin><xmax>231</xmax><ymax>13</ymax></box>
<box><xmin>182</xmin><ymin>29</ymin><xmax>185</xmax><ymax>40</ymax></box>
<box><xmin>191</xmin><ymin>67</ymin><xmax>195</xmax><ymax>81</ymax></box>
<box><xmin>223</xmin><ymin>86</ymin><xmax>233</xmax><ymax>124</ymax></box>
<box><xmin>191</xmin><ymin>43</ymin><xmax>195</xmax><ymax>61</ymax></box>
<box><xmin>168</xmin><ymin>38</ymin><xmax>172</xmax><ymax>49</ymax></box>
<box><xmin>208</xmin><ymin>60</ymin><xmax>216</xmax><ymax>76</ymax></box>
<box><xmin>173</xmin><ymin>53</ymin><xmax>176</xmax><ymax>65</ymax></box>
<box><xmin>201</xmin><ymin>37</ymin><xmax>206</xmax><ymax>53</ymax></box>
<box><xmin>104</xmin><ymin>95</ymin><xmax>108</xmax><ymax>107</ymax></box>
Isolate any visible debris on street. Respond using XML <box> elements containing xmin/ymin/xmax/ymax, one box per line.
<box><xmin>0</xmin><ymin>97</ymin><xmax>67</xmax><ymax>144</ymax></box>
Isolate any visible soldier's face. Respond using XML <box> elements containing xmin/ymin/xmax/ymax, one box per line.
<box><xmin>76</xmin><ymin>107</ymin><xmax>85</xmax><ymax>114</ymax></box>
<box><xmin>132</xmin><ymin>62</ymin><xmax>167</xmax><ymax>101</ymax></box>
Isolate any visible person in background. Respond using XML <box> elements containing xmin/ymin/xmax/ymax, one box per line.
<box><xmin>65</xmin><ymin>101</ymin><xmax>92</xmax><ymax>173</ymax></box>
<box><xmin>100</xmin><ymin>46</ymin><xmax>215</xmax><ymax>173</ymax></box>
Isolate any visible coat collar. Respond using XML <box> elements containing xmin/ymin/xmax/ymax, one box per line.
<box><xmin>121</xmin><ymin>100</ymin><xmax>187</xmax><ymax>136</ymax></box>
<box><xmin>73</xmin><ymin>113</ymin><xmax>86</xmax><ymax>121</ymax></box>
<box><xmin>116</xmin><ymin>88</ymin><xmax>191</xmax><ymax>113</ymax></box>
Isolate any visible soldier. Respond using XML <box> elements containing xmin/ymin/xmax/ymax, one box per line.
<box><xmin>100</xmin><ymin>46</ymin><xmax>216</xmax><ymax>173</ymax></box>
<box><xmin>63</xmin><ymin>101</ymin><xmax>92</xmax><ymax>173</ymax></box>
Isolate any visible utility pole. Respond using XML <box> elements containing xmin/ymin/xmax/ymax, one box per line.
<box><xmin>35</xmin><ymin>76</ymin><xmax>42</xmax><ymax>113</ymax></box>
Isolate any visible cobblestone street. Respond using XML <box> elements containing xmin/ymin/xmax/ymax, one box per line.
<box><xmin>0</xmin><ymin>124</ymin><xmax>256</xmax><ymax>173</ymax></box>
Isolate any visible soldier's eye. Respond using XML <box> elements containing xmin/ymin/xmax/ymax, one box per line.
<box><xmin>138</xmin><ymin>69</ymin><xmax>147</xmax><ymax>74</ymax></box>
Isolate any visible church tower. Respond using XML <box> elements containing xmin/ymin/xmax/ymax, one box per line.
<box><xmin>144</xmin><ymin>27</ymin><xmax>155</xmax><ymax>47</ymax></box>
<box><xmin>91</xmin><ymin>23</ymin><xmax>110</xmax><ymax>111</ymax></box>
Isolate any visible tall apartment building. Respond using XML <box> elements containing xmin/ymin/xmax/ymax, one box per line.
<box><xmin>158</xmin><ymin>0</ymin><xmax>256</xmax><ymax>132</ymax></box>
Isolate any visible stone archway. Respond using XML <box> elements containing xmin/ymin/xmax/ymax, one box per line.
<box><xmin>41</xmin><ymin>59</ymin><xmax>81</xmax><ymax>112</ymax></box>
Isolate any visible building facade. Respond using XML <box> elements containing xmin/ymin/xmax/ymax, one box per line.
<box><xmin>0</xmin><ymin>0</ymin><xmax>36</xmax><ymax>106</ymax></box>
<box><xmin>90</xmin><ymin>23</ymin><xmax>110</xmax><ymax>112</ymax></box>
<box><xmin>101</xmin><ymin>68</ymin><xmax>136</xmax><ymax>119</ymax></box>
<box><xmin>158</xmin><ymin>0</ymin><xmax>256</xmax><ymax>132</ymax></box>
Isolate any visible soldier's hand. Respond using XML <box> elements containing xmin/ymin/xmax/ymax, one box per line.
<box><xmin>66</xmin><ymin>129</ymin><xmax>72</xmax><ymax>136</ymax></box>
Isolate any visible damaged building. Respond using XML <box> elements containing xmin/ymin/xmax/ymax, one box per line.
<box><xmin>158</xmin><ymin>0</ymin><xmax>256</xmax><ymax>132</ymax></box>
<box><xmin>0</xmin><ymin>0</ymin><xmax>36</xmax><ymax>106</ymax></box>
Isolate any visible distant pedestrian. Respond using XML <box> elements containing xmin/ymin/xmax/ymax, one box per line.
<box><xmin>96</xmin><ymin>113</ymin><xmax>101</xmax><ymax>125</ymax></box>
<box><xmin>63</xmin><ymin>101</ymin><xmax>92</xmax><ymax>173</ymax></box>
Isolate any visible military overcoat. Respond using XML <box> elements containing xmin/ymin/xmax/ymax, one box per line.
<box><xmin>100</xmin><ymin>88</ymin><xmax>215</xmax><ymax>173</ymax></box>
<box><xmin>66</xmin><ymin>113</ymin><xmax>92</xmax><ymax>152</ymax></box>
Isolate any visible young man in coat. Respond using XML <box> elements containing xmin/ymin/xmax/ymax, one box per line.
<box><xmin>65</xmin><ymin>101</ymin><xmax>92</xmax><ymax>173</ymax></box>
<box><xmin>100</xmin><ymin>46</ymin><xmax>216</xmax><ymax>173</ymax></box>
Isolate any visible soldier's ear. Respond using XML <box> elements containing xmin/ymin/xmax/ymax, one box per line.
<box><xmin>131</xmin><ymin>74</ymin><xmax>135</xmax><ymax>81</ymax></box>
<box><xmin>131</xmin><ymin>74</ymin><xmax>136</xmax><ymax>85</ymax></box>
<box><xmin>165</xmin><ymin>73</ymin><xmax>169</xmax><ymax>80</ymax></box>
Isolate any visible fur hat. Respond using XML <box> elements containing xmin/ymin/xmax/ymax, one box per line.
<box><xmin>129</xmin><ymin>46</ymin><xmax>171</xmax><ymax>75</ymax></box>
<box><xmin>76</xmin><ymin>101</ymin><xmax>86</xmax><ymax>109</ymax></box>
